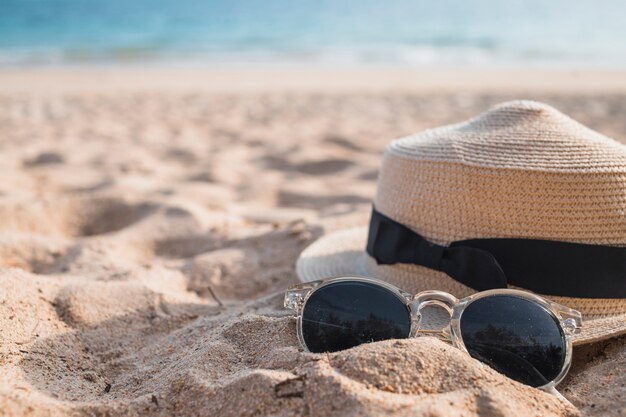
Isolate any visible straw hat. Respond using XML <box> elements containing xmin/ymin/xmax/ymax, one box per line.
<box><xmin>296</xmin><ymin>100</ymin><xmax>626</xmax><ymax>345</ymax></box>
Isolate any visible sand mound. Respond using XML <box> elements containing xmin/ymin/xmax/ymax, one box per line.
<box><xmin>1</xmin><ymin>90</ymin><xmax>626</xmax><ymax>416</ymax></box>
<box><xmin>0</xmin><ymin>267</ymin><xmax>577</xmax><ymax>416</ymax></box>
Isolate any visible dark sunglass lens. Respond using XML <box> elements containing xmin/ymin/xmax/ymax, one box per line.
<box><xmin>301</xmin><ymin>281</ymin><xmax>411</xmax><ymax>353</ymax></box>
<box><xmin>459</xmin><ymin>295</ymin><xmax>566</xmax><ymax>387</ymax></box>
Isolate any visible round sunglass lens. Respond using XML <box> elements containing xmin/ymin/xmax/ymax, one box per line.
<box><xmin>301</xmin><ymin>280</ymin><xmax>411</xmax><ymax>353</ymax></box>
<box><xmin>459</xmin><ymin>295</ymin><xmax>566</xmax><ymax>387</ymax></box>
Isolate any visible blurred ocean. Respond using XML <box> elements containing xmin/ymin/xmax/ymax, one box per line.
<box><xmin>1</xmin><ymin>0</ymin><xmax>625</xmax><ymax>68</ymax></box>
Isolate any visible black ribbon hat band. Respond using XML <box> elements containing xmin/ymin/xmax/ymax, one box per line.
<box><xmin>366</xmin><ymin>207</ymin><xmax>626</xmax><ymax>298</ymax></box>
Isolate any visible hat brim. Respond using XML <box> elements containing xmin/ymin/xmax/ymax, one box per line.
<box><xmin>296</xmin><ymin>227</ymin><xmax>626</xmax><ymax>345</ymax></box>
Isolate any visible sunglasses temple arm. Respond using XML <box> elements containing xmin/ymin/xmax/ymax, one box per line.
<box><xmin>545</xmin><ymin>386</ymin><xmax>574</xmax><ymax>405</ymax></box>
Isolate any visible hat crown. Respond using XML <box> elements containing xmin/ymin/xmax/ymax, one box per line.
<box><xmin>374</xmin><ymin>100</ymin><xmax>626</xmax><ymax>246</ymax></box>
<box><xmin>390</xmin><ymin>100</ymin><xmax>626</xmax><ymax>173</ymax></box>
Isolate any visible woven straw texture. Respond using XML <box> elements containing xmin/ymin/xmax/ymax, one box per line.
<box><xmin>296</xmin><ymin>100</ymin><xmax>626</xmax><ymax>345</ymax></box>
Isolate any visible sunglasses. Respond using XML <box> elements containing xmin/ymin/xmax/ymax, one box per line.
<box><xmin>284</xmin><ymin>276</ymin><xmax>582</xmax><ymax>391</ymax></box>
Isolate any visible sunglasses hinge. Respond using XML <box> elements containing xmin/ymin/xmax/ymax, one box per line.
<box><xmin>284</xmin><ymin>288</ymin><xmax>309</xmax><ymax>311</ymax></box>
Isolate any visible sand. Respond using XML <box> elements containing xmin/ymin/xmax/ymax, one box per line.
<box><xmin>0</xmin><ymin>68</ymin><xmax>625</xmax><ymax>417</ymax></box>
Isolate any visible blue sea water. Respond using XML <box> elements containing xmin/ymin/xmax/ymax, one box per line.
<box><xmin>1</xmin><ymin>0</ymin><xmax>625</xmax><ymax>67</ymax></box>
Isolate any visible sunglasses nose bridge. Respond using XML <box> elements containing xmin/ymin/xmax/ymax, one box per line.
<box><xmin>412</xmin><ymin>290</ymin><xmax>458</xmax><ymax>310</ymax></box>
<box><xmin>409</xmin><ymin>291</ymin><xmax>459</xmax><ymax>340</ymax></box>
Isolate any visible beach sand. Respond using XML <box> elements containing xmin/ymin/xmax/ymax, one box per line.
<box><xmin>0</xmin><ymin>68</ymin><xmax>624</xmax><ymax>417</ymax></box>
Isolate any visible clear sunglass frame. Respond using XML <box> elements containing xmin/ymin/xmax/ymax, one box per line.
<box><xmin>284</xmin><ymin>275</ymin><xmax>582</xmax><ymax>393</ymax></box>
